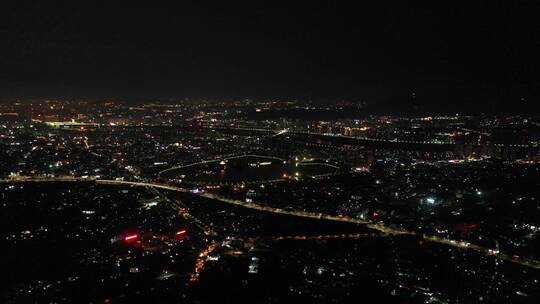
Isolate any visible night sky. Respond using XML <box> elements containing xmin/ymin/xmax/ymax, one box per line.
<box><xmin>1</xmin><ymin>1</ymin><xmax>540</xmax><ymax>110</ymax></box>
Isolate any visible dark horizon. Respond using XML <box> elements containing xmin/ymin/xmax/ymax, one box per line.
<box><xmin>1</xmin><ymin>2</ymin><xmax>540</xmax><ymax>112</ymax></box>
<box><xmin>2</xmin><ymin>4</ymin><xmax>540</xmax><ymax>301</ymax></box>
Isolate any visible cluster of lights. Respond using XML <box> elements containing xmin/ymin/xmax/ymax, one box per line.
<box><xmin>425</xmin><ymin>197</ymin><xmax>436</xmax><ymax>204</ymax></box>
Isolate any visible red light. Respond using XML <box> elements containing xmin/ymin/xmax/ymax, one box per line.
<box><xmin>176</xmin><ymin>230</ymin><xmax>187</xmax><ymax>235</ymax></box>
<box><xmin>124</xmin><ymin>234</ymin><xmax>139</xmax><ymax>241</ymax></box>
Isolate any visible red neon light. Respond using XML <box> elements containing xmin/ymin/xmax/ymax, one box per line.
<box><xmin>176</xmin><ymin>230</ymin><xmax>187</xmax><ymax>235</ymax></box>
<box><xmin>124</xmin><ymin>234</ymin><xmax>139</xmax><ymax>241</ymax></box>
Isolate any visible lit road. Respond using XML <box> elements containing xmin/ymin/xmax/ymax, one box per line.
<box><xmin>145</xmin><ymin>186</ymin><xmax>216</xmax><ymax>236</ymax></box>
<box><xmin>205</xmin><ymin>126</ymin><xmax>538</xmax><ymax>149</ymax></box>
<box><xmin>158</xmin><ymin>154</ymin><xmax>287</xmax><ymax>176</ymax></box>
<box><xmin>157</xmin><ymin>154</ymin><xmax>341</xmax><ymax>185</ymax></box>
<box><xmin>270</xmin><ymin>232</ymin><xmax>380</xmax><ymax>241</ymax></box>
<box><xmin>189</xmin><ymin>243</ymin><xmax>217</xmax><ymax>283</ymax></box>
<box><xmin>2</xmin><ymin>176</ymin><xmax>540</xmax><ymax>270</ymax></box>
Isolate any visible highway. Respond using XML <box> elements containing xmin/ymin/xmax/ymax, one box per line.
<box><xmin>146</xmin><ymin>186</ymin><xmax>216</xmax><ymax>236</ymax></box>
<box><xmin>247</xmin><ymin>233</ymin><xmax>382</xmax><ymax>241</ymax></box>
<box><xmin>205</xmin><ymin>125</ymin><xmax>539</xmax><ymax>149</ymax></box>
<box><xmin>2</xmin><ymin>176</ymin><xmax>540</xmax><ymax>270</ymax></box>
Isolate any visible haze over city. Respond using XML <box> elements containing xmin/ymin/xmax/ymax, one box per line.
<box><xmin>1</xmin><ymin>2</ymin><xmax>540</xmax><ymax>303</ymax></box>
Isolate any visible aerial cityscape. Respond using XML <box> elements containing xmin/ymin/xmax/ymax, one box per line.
<box><xmin>2</xmin><ymin>2</ymin><xmax>540</xmax><ymax>304</ymax></box>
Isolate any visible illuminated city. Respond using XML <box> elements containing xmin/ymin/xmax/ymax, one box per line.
<box><xmin>2</xmin><ymin>2</ymin><xmax>540</xmax><ymax>303</ymax></box>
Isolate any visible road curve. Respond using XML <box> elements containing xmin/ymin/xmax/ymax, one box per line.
<box><xmin>2</xmin><ymin>176</ymin><xmax>540</xmax><ymax>270</ymax></box>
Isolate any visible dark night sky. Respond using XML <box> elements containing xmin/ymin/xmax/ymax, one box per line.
<box><xmin>1</xmin><ymin>1</ymin><xmax>540</xmax><ymax>110</ymax></box>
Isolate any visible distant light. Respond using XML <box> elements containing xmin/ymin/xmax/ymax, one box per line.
<box><xmin>426</xmin><ymin>197</ymin><xmax>436</xmax><ymax>204</ymax></box>
<box><xmin>467</xmin><ymin>224</ymin><xmax>478</xmax><ymax>229</ymax></box>
<box><xmin>176</xmin><ymin>230</ymin><xmax>187</xmax><ymax>235</ymax></box>
<box><xmin>124</xmin><ymin>234</ymin><xmax>138</xmax><ymax>241</ymax></box>
<box><xmin>476</xmin><ymin>191</ymin><xmax>482</xmax><ymax>196</ymax></box>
